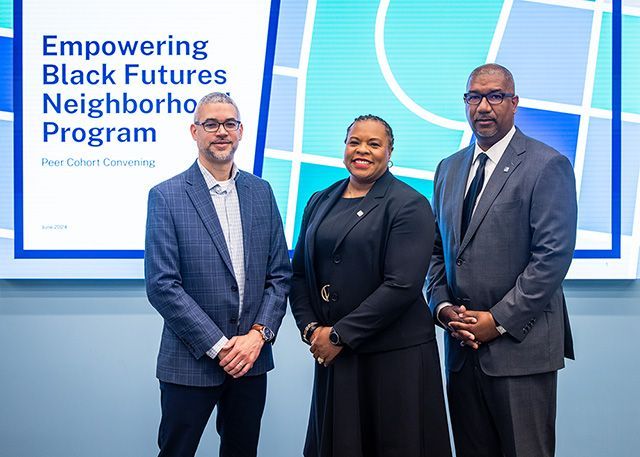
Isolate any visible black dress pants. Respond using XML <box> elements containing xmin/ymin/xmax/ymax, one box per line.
<box><xmin>158</xmin><ymin>374</ymin><xmax>267</xmax><ymax>457</ymax></box>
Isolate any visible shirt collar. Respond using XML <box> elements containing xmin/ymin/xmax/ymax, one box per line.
<box><xmin>197</xmin><ymin>159</ymin><xmax>239</xmax><ymax>190</ymax></box>
<box><xmin>473</xmin><ymin>125</ymin><xmax>516</xmax><ymax>165</ymax></box>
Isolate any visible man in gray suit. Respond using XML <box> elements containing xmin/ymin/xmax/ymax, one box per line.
<box><xmin>145</xmin><ymin>92</ymin><xmax>291</xmax><ymax>457</ymax></box>
<box><xmin>427</xmin><ymin>64</ymin><xmax>576</xmax><ymax>457</ymax></box>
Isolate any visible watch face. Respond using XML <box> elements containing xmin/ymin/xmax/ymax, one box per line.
<box><xmin>329</xmin><ymin>329</ymin><xmax>340</xmax><ymax>345</ymax></box>
<box><xmin>262</xmin><ymin>327</ymin><xmax>275</xmax><ymax>342</ymax></box>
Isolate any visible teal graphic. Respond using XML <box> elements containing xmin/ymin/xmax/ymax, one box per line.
<box><xmin>263</xmin><ymin>0</ymin><xmax>639</xmax><ymax>276</ymax></box>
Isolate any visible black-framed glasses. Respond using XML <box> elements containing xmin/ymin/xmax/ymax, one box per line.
<box><xmin>463</xmin><ymin>92</ymin><xmax>514</xmax><ymax>105</ymax></box>
<box><xmin>194</xmin><ymin>119</ymin><xmax>242</xmax><ymax>133</ymax></box>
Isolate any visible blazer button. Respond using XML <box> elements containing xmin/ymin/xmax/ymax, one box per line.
<box><xmin>231</xmin><ymin>285</ymin><xmax>238</xmax><ymax>292</ymax></box>
<box><xmin>330</xmin><ymin>292</ymin><xmax>339</xmax><ymax>302</ymax></box>
<box><xmin>229</xmin><ymin>317</ymin><xmax>238</xmax><ymax>324</ymax></box>
<box><xmin>333</xmin><ymin>255</ymin><xmax>342</xmax><ymax>264</ymax></box>
<box><xmin>456</xmin><ymin>259</ymin><xmax>463</xmax><ymax>266</ymax></box>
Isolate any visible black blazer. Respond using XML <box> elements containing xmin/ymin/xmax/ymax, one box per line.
<box><xmin>290</xmin><ymin>171</ymin><xmax>436</xmax><ymax>353</ymax></box>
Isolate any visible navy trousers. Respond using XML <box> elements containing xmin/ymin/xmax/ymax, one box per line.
<box><xmin>158</xmin><ymin>374</ymin><xmax>267</xmax><ymax>457</ymax></box>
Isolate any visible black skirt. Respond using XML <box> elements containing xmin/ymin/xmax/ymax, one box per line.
<box><xmin>303</xmin><ymin>340</ymin><xmax>452</xmax><ymax>457</ymax></box>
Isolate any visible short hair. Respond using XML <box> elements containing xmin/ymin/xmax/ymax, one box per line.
<box><xmin>344</xmin><ymin>114</ymin><xmax>395</xmax><ymax>150</ymax></box>
<box><xmin>193</xmin><ymin>92</ymin><xmax>240</xmax><ymax>122</ymax></box>
<box><xmin>468</xmin><ymin>63</ymin><xmax>516</xmax><ymax>93</ymax></box>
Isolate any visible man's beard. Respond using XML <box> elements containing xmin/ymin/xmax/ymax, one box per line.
<box><xmin>202</xmin><ymin>144</ymin><xmax>236</xmax><ymax>163</ymax></box>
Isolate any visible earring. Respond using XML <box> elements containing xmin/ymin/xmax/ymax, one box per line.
<box><xmin>388</xmin><ymin>160</ymin><xmax>394</xmax><ymax>168</ymax></box>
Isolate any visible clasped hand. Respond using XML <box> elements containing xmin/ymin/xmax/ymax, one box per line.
<box><xmin>442</xmin><ymin>305</ymin><xmax>501</xmax><ymax>349</ymax></box>
<box><xmin>218</xmin><ymin>330</ymin><xmax>264</xmax><ymax>378</ymax></box>
<box><xmin>310</xmin><ymin>327</ymin><xmax>342</xmax><ymax>367</ymax></box>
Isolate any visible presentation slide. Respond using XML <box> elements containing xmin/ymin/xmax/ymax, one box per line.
<box><xmin>18</xmin><ymin>0</ymin><xmax>274</xmax><ymax>254</ymax></box>
<box><xmin>1</xmin><ymin>0</ymin><xmax>276</xmax><ymax>276</ymax></box>
<box><xmin>1</xmin><ymin>0</ymin><xmax>638</xmax><ymax>278</ymax></box>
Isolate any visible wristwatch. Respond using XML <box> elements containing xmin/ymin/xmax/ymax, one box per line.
<box><xmin>329</xmin><ymin>327</ymin><xmax>343</xmax><ymax>346</ymax></box>
<box><xmin>251</xmin><ymin>324</ymin><xmax>275</xmax><ymax>343</ymax></box>
<box><xmin>493</xmin><ymin>317</ymin><xmax>507</xmax><ymax>335</ymax></box>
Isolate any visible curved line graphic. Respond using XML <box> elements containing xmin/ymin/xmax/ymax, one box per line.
<box><xmin>375</xmin><ymin>0</ymin><xmax>467</xmax><ymax>131</ymax></box>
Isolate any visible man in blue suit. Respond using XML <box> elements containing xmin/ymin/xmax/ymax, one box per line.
<box><xmin>145</xmin><ymin>92</ymin><xmax>291</xmax><ymax>457</ymax></box>
<box><xmin>427</xmin><ymin>64</ymin><xmax>576</xmax><ymax>457</ymax></box>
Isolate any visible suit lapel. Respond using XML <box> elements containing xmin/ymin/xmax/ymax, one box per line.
<box><xmin>452</xmin><ymin>146</ymin><xmax>475</xmax><ymax>247</ymax></box>
<box><xmin>305</xmin><ymin>179</ymin><xmax>348</xmax><ymax>264</ymax></box>
<box><xmin>303</xmin><ymin>180</ymin><xmax>348</xmax><ymax>304</ymax></box>
<box><xmin>332</xmin><ymin>171</ymin><xmax>393</xmax><ymax>252</ymax></box>
<box><xmin>236</xmin><ymin>172</ymin><xmax>252</xmax><ymax>270</ymax></box>
<box><xmin>184</xmin><ymin>161</ymin><xmax>235</xmax><ymax>277</ymax></box>
<box><xmin>458</xmin><ymin>131</ymin><xmax>526</xmax><ymax>254</ymax></box>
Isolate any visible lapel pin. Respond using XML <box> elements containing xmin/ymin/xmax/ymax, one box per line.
<box><xmin>503</xmin><ymin>166</ymin><xmax>510</xmax><ymax>173</ymax></box>
<box><xmin>357</xmin><ymin>210</ymin><xmax>364</xmax><ymax>217</ymax></box>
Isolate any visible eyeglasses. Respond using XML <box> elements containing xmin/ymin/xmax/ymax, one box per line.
<box><xmin>463</xmin><ymin>92</ymin><xmax>514</xmax><ymax>105</ymax></box>
<box><xmin>194</xmin><ymin>119</ymin><xmax>242</xmax><ymax>133</ymax></box>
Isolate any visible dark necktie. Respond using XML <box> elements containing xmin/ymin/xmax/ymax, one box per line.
<box><xmin>461</xmin><ymin>152</ymin><xmax>489</xmax><ymax>239</ymax></box>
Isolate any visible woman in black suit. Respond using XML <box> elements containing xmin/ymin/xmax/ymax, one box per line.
<box><xmin>290</xmin><ymin>115</ymin><xmax>452</xmax><ymax>457</ymax></box>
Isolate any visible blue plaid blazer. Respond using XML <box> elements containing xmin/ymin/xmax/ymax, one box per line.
<box><xmin>145</xmin><ymin>161</ymin><xmax>291</xmax><ymax>386</ymax></box>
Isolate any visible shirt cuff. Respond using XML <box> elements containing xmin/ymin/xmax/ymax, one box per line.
<box><xmin>206</xmin><ymin>336</ymin><xmax>230</xmax><ymax>359</ymax></box>
<box><xmin>436</xmin><ymin>301</ymin><xmax>454</xmax><ymax>327</ymax></box>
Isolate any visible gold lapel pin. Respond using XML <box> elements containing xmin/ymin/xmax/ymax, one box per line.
<box><xmin>320</xmin><ymin>284</ymin><xmax>330</xmax><ymax>302</ymax></box>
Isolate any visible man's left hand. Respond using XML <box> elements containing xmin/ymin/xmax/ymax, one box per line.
<box><xmin>448</xmin><ymin>310</ymin><xmax>501</xmax><ymax>345</ymax></box>
<box><xmin>218</xmin><ymin>331</ymin><xmax>265</xmax><ymax>378</ymax></box>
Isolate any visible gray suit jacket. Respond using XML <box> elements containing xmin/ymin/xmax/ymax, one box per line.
<box><xmin>427</xmin><ymin>128</ymin><xmax>576</xmax><ymax>377</ymax></box>
<box><xmin>145</xmin><ymin>161</ymin><xmax>291</xmax><ymax>386</ymax></box>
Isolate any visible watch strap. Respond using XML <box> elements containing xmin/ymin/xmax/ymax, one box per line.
<box><xmin>251</xmin><ymin>324</ymin><xmax>274</xmax><ymax>342</ymax></box>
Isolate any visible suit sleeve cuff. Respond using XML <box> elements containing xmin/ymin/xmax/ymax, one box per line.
<box><xmin>206</xmin><ymin>336</ymin><xmax>230</xmax><ymax>359</ymax></box>
<box><xmin>436</xmin><ymin>301</ymin><xmax>454</xmax><ymax>327</ymax></box>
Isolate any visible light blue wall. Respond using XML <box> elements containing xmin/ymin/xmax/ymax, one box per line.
<box><xmin>0</xmin><ymin>280</ymin><xmax>639</xmax><ymax>456</ymax></box>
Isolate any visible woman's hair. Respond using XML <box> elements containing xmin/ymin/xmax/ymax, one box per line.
<box><xmin>344</xmin><ymin>114</ymin><xmax>394</xmax><ymax>150</ymax></box>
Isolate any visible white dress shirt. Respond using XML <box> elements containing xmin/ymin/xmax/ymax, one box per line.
<box><xmin>197</xmin><ymin>160</ymin><xmax>246</xmax><ymax>359</ymax></box>
<box><xmin>464</xmin><ymin>125</ymin><xmax>517</xmax><ymax>211</ymax></box>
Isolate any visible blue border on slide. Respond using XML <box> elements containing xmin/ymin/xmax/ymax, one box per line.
<box><xmin>13</xmin><ymin>0</ymin><xmax>281</xmax><ymax>259</ymax></box>
<box><xmin>573</xmin><ymin>0</ymin><xmax>622</xmax><ymax>259</ymax></box>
